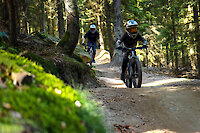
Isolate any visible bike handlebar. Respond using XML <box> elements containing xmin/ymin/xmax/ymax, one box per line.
<box><xmin>116</xmin><ymin>46</ymin><xmax>147</xmax><ymax>51</ymax></box>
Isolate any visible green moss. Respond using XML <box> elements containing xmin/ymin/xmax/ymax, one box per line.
<box><xmin>0</xmin><ymin>40</ymin><xmax>19</xmax><ymax>54</ymax></box>
<box><xmin>72</xmin><ymin>53</ymin><xmax>84</xmax><ymax>63</ymax></box>
<box><xmin>0</xmin><ymin>50</ymin><xmax>106</xmax><ymax>133</ymax></box>
<box><xmin>0</xmin><ymin>123</ymin><xmax>24</xmax><ymax>133</ymax></box>
<box><xmin>58</xmin><ymin>32</ymin><xmax>70</xmax><ymax>48</ymax></box>
<box><xmin>64</xmin><ymin>56</ymin><xmax>89</xmax><ymax>82</ymax></box>
<box><xmin>23</xmin><ymin>52</ymin><xmax>58</xmax><ymax>75</ymax></box>
<box><xmin>65</xmin><ymin>56</ymin><xmax>87</xmax><ymax>71</ymax></box>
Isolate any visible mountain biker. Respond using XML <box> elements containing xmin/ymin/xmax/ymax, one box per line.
<box><xmin>82</xmin><ymin>24</ymin><xmax>100</xmax><ymax>63</ymax></box>
<box><xmin>117</xmin><ymin>20</ymin><xmax>147</xmax><ymax>81</ymax></box>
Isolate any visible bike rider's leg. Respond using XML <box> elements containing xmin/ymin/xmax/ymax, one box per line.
<box><xmin>121</xmin><ymin>50</ymin><xmax>129</xmax><ymax>81</ymax></box>
<box><xmin>92</xmin><ymin>42</ymin><xmax>97</xmax><ymax>63</ymax></box>
<box><xmin>87</xmin><ymin>41</ymin><xmax>91</xmax><ymax>52</ymax></box>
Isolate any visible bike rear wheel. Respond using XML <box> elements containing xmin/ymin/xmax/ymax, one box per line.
<box><xmin>132</xmin><ymin>58</ymin><xmax>142</xmax><ymax>88</ymax></box>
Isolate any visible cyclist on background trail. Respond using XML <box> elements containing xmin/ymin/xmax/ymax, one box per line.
<box><xmin>82</xmin><ymin>24</ymin><xmax>100</xmax><ymax>63</ymax></box>
<box><xmin>117</xmin><ymin>20</ymin><xmax>147</xmax><ymax>81</ymax></box>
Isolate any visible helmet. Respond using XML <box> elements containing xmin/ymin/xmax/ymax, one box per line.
<box><xmin>126</xmin><ymin>20</ymin><xmax>138</xmax><ymax>39</ymax></box>
<box><xmin>90</xmin><ymin>24</ymin><xmax>96</xmax><ymax>34</ymax></box>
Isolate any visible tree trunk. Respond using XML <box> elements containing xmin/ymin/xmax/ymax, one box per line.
<box><xmin>58</xmin><ymin>0</ymin><xmax>80</xmax><ymax>57</ymax></box>
<box><xmin>2</xmin><ymin>0</ymin><xmax>9</xmax><ymax>26</ymax></box>
<box><xmin>49</xmin><ymin>6</ymin><xmax>53</xmax><ymax>35</ymax></box>
<box><xmin>166</xmin><ymin>43</ymin><xmax>169</xmax><ymax>67</ymax></box>
<box><xmin>22</xmin><ymin>4</ymin><xmax>28</xmax><ymax>34</ymax></box>
<box><xmin>104</xmin><ymin>0</ymin><xmax>114</xmax><ymax>57</ymax></box>
<box><xmin>111</xmin><ymin>0</ymin><xmax>124</xmax><ymax>66</ymax></box>
<box><xmin>46</xmin><ymin>8</ymin><xmax>51</xmax><ymax>34</ymax></box>
<box><xmin>6</xmin><ymin>0</ymin><xmax>17</xmax><ymax>46</ymax></box>
<box><xmin>172</xmin><ymin>11</ymin><xmax>178</xmax><ymax>74</ymax></box>
<box><xmin>97</xmin><ymin>14</ymin><xmax>104</xmax><ymax>48</ymax></box>
<box><xmin>193</xmin><ymin>2</ymin><xmax>200</xmax><ymax>78</ymax></box>
<box><xmin>52</xmin><ymin>13</ymin><xmax>56</xmax><ymax>36</ymax></box>
<box><xmin>189</xmin><ymin>37</ymin><xmax>196</xmax><ymax>71</ymax></box>
<box><xmin>57</xmin><ymin>0</ymin><xmax>65</xmax><ymax>38</ymax></box>
<box><xmin>41</xmin><ymin>0</ymin><xmax>46</xmax><ymax>33</ymax></box>
<box><xmin>15</xmin><ymin>1</ymin><xmax>20</xmax><ymax>35</ymax></box>
<box><xmin>170</xmin><ymin>43</ymin><xmax>174</xmax><ymax>68</ymax></box>
<box><xmin>181</xmin><ymin>44</ymin><xmax>186</xmax><ymax>67</ymax></box>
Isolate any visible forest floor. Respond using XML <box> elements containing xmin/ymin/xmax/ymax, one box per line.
<box><xmin>89</xmin><ymin>51</ymin><xmax>200</xmax><ymax>133</ymax></box>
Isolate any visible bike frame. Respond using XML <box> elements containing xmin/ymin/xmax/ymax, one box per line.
<box><xmin>124</xmin><ymin>46</ymin><xmax>145</xmax><ymax>88</ymax></box>
<box><xmin>127</xmin><ymin>47</ymin><xmax>143</xmax><ymax>65</ymax></box>
<box><xmin>85</xmin><ymin>42</ymin><xmax>96</xmax><ymax>65</ymax></box>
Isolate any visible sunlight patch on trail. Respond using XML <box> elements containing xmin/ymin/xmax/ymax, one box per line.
<box><xmin>98</xmin><ymin>77</ymin><xmax>126</xmax><ymax>88</ymax></box>
<box><xmin>95</xmin><ymin>49</ymin><xmax>111</xmax><ymax>64</ymax></box>
<box><xmin>144</xmin><ymin>129</ymin><xmax>176</xmax><ymax>133</ymax></box>
<box><xmin>142</xmin><ymin>78</ymin><xmax>188</xmax><ymax>87</ymax></box>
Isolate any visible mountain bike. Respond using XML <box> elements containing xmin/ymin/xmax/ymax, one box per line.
<box><xmin>84</xmin><ymin>42</ymin><xmax>100</xmax><ymax>66</ymax></box>
<box><xmin>118</xmin><ymin>46</ymin><xmax>147</xmax><ymax>88</ymax></box>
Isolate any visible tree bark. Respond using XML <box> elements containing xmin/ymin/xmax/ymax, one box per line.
<box><xmin>58</xmin><ymin>0</ymin><xmax>80</xmax><ymax>57</ymax></box>
<box><xmin>6</xmin><ymin>0</ymin><xmax>17</xmax><ymax>46</ymax></box>
<box><xmin>169</xmin><ymin>43</ymin><xmax>174</xmax><ymax>68</ymax></box>
<box><xmin>166</xmin><ymin>43</ymin><xmax>169</xmax><ymax>67</ymax></box>
<box><xmin>171</xmin><ymin>11</ymin><xmax>178</xmax><ymax>75</ymax></box>
<box><xmin>193</xmin><ymin>2</ymin><xmax>200</xmax><ymax>78</ymax></box>
<box><xmin>181</xmin><ymin>44</ymin><xmax>186</xmax><ymax>67</ymax></box>
<box><xmin>41</xmin><ymin>0</ymin><xmax>46</xmax><ymax>33</ymax></box>
<box><xmin>97</xmin><ymin>14</ymin><xmax>104</xmax><ymax>48</ymax></box>
<box><xmin>111</xmin><ymin>0</ymin><xmax>124</xmax><ymax>66</ymax></box>
<box><xmin>46</xmin><ymin>6</ymin><xmax>51</xmax><ymax>34</ymax></box>
<box><xmin>104</xmin><ymin>0</ymin><xmax>114</xmax><ymax>57</ymax></box>
<box><xmin>57</xmin><ymin>0</ymin><xmax>65</xmax><ymax>38</ymax></box>
<box><xmin>22</xmin><ymin>3</ymin><xmax>28</xmax><ymax>34</ymax></box>
<box><xmin>189</xmin><ymin>37</ymin><xmax>196</xmax><ymax>71</ymax></box>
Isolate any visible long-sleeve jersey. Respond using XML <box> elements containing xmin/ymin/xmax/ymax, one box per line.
<box><xmin>120</xmin><ymin>32</ymin><xmax>146</xmax><ymax>48</ymax></box>
<box><xmin>84</xmin><ymin>30</ymin><xmax>99</xmax><ymax>42</ymax></box>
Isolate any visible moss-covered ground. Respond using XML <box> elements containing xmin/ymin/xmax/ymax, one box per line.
<box><xmin>0</xmin><ymin>35</ymin><xmax>105</xmax><ymax>132</ymax></box>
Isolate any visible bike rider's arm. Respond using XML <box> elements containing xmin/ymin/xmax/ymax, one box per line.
<box><xmin>82</xmin><ymin>31</ymin><xmax>89</xmax><ymax>44</ymax></box>
<box><xmin>97</xmin><ymin>32</ymin><xmax>101</xmax><ymax>45</ymax></box>
<box><xmin>138</xmin><ymin>34</ymin><xmax>147</xmax><ymax>47</ymax></box>
<box><xmin>116</xmin><ymin>33</ymin><xmax>126</xmax><ymax>48</ymax></box>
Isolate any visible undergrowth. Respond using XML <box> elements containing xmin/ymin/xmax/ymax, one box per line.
<box><xmin>0</xmin><ymin>49</ymin><xmax>105</xmax><ymax>133</ymax></box>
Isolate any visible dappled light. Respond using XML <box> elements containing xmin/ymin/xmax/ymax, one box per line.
<box><xmin>142</xmin><ymin>78</ymin><xmax>188</xmax><ymax>87</ymax></box>
<box><xmin>98</xmin><ymin>77</ymin><xmax>126</xmax><ymax>88</ymax></box>
<box><xmin>144</xmin><ymin>129</ymin><xmax>176</xmax><ymax>133</ymax></box>
<box><xmin>93</xmin><ymin>58</ymin><xmax>200</xmax><ymax>133</ymax></box>
<box><xmin>95</xmin><ymin>49</ymin><xmax>111</xmax><ymax>64</ymax></box>
<box><xmin>1</xmin><ymin>0</ymin><xmax>200</xmax><ymax>132</ymax></box>
<box><xmin>54</xmin><ymin>88</ymin><xmax>62</xmax><ymax>94</ymax></box>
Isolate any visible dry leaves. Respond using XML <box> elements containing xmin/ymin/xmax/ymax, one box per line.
<box><xmin>114</xmin><ymin>124</ymin><xmax>135</xmax><ymax>133</ymax></box>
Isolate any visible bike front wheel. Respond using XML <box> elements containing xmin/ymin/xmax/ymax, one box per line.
<box><xmin>132</xmin><ymin>58</ymin><xmax>142</xmax><ymax>88</ymax></box>
<box><xmin>125</xmin><ymin>62</ymin><xmax>133</xmax><ymax>88</ymax></box>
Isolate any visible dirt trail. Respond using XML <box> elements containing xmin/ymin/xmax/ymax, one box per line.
<box><xmin>89</xmin><ymin>63</ymin><xmax>200</xmax><ymax>133</ymax></box>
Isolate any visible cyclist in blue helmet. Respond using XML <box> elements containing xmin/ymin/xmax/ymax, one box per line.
<box><xmin>82</xmin><ymin>24</ymin><xmax>100</xmax><ymax>63</ymax></box>
<box><xmin>117</xmin><ymin>20</ymin><xmax>147</xmax><ymax>81</ymax></box>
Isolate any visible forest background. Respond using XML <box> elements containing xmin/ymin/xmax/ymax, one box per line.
<box><xmin>1</xmin><ymin>0</ymin><xmax>200</xmax><ymax>78</ymax></box>
<box><xmin>1</xmin><ymin>0</ymin><xmax>200</xmax><ymax>132</ymax></box>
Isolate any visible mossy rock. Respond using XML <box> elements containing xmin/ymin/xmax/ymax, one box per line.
<box><xmin>74</xmin><ymin>45</ymin><xmax>91</xmax><ymax>63</ymax></box>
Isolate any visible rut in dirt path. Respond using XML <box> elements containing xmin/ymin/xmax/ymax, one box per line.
<box><xmin>89</xmin><ymin>63</ymin><xmax>200</xmax><ymax>133</ymax></box>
